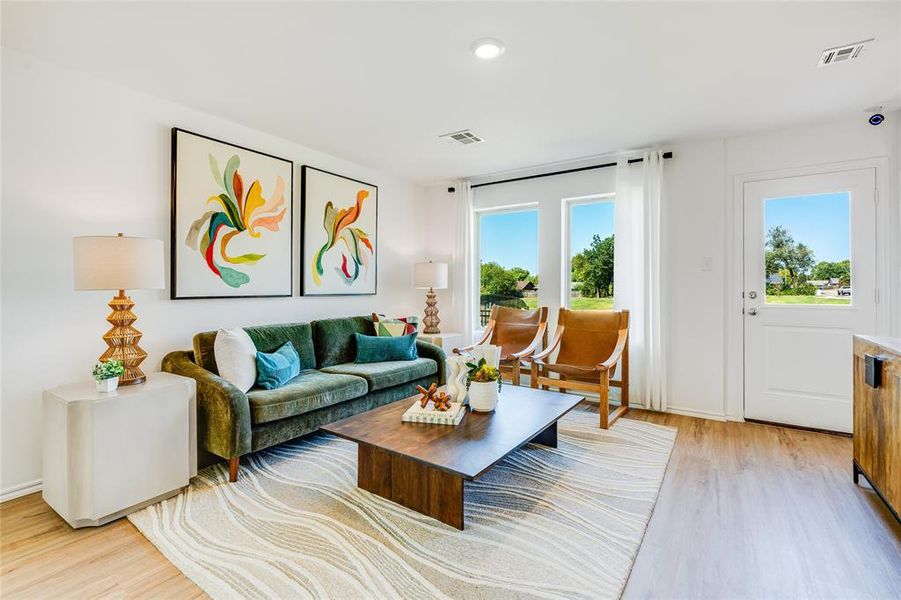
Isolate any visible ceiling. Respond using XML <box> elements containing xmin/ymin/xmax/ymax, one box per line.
<box><xmin>3</xmin><ymin>2</ymin><xmax>899</xmax><ymax>184</ymax></box>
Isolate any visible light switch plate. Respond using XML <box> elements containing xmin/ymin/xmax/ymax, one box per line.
<box><xmin>701</xmin><ymin>256</ymin><xmax>713</xmax><ymax>271</ymax></box>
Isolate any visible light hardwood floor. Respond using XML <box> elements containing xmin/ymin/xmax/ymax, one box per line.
<box><xmin>2</xmin><ymin>410</ymin><xmax>899</xmax><ymax>599</ymax></box>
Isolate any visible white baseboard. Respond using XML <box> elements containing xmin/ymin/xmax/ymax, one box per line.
<box><xmin>664</xmin><ymin>406</ymin><xmax>728</xmax><ymax>422</ymax></box>
<box><xmin>1</xmin><ymin>479</ymin><xmax>42</xmax><ymax>503</ymax></box>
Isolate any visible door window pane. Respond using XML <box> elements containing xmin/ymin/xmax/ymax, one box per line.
<box><xmin>763</xmin><ymin>192</ymin><xmax>851</xmax><ymax>305</ymax></box>
<box><xmin>569</xmin><ymin>200</ymin><xmax>615</xmax><ymax>309</ymax></box>
<box><xmin>478</xmin><ymin>210</ymin><xmax>538</xmax><ymax>326</ymax></box>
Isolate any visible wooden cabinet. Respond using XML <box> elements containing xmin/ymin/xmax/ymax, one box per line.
<box><xmin>852</xmin><ymin>335</ymin><xmax>900</xmax><ymax>521</ymax></box>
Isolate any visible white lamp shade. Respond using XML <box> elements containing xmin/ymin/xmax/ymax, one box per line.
<box><xmin>73</xmin><ymin>235</ymin><xmax>165</xmax><ymax>291</ymax></box>
<box><xmin>414</xmin><ymin>261</ymin><xmax>448</xmax><ymax>289</ymax></box>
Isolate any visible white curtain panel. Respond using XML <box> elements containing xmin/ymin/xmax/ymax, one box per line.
<box><xmin>614</xmin><ymin>151</ymin><xmax>667</xmax><ymax>411</ymax></box>
<box><xmin>450</xmin><ymin>181</ymin><xmax>474</xmax><ymax>342</ymax></box>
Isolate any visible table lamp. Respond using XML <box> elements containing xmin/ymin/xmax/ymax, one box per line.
<box><xmin>414</xmin><ymin>261</ymin><xmax>448</xmax><ymax>334</ymax></box>
<box><xmin>73</xmin><ymin>234</ymin><xmax>165</xmax><ymax>385</ymax></box>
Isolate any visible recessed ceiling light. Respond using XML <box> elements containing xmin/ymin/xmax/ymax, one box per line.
<box><xmin>471</xmin><ymin>38</ymin><xmax>505</xmax><ymax>60</ymax></box>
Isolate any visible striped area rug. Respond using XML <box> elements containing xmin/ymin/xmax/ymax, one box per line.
<box><xmin>129</xmin><ymin>404</ymin><xmax>675</xmax><ymax>599</ymax></box>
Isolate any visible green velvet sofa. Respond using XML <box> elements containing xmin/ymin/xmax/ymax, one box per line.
<box><xmin>162</xmin><ymin>316</ymin><xmax>446</xmax><ymax>481</ymax></box>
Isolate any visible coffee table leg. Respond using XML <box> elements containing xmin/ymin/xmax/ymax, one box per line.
<box><xmin>358</xmin><ymin>445</ymin><xmax>465</xmax><ymax>529</ymax></box>
<box><xmin>530</xmin><ymin>421</ymin><xmax>558</xmax><ymax>448</ymax></box>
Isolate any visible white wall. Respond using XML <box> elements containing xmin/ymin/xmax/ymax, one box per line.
<box><xmin>657</xmin><ymin>115</ymin><xmax>898</xmax><ymax>421</ymax></box>
<box><xmin>1</xmin><ymin>50</ymin><xmax>423</xmax><ymax>497</ymax></box>
<box><xmin>422</xmin><ymin>113</ymin><xmax>899</xmax><ymax>422</ymax></box>
<box><xmin>413</xmin><ymin>185</ymin><xmax>458</xmax><ymax>329</ymax></box>
<box><xmin>660</xmin><ymin>139</ymin><xmax>729</xmax><ymax>419</ymax></box>
<box><xmin>3</xmin><ymin>49</ymin><xmax>898</xmax><ymax>496</ymax></box>
<box><xmin>720</xmin><ymin>114</ymin><xmax>899</xmax><ymax>419</ymax></box>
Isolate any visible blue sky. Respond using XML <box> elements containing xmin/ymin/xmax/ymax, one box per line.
<box><xmin>480</xmin><ymin>210</ymin><xmax>539</xmax><ymax>272</ymax></box>
<box><xmin>479</xmin><ymin>193</ymin><xmax>849</xmax><ymax>276</ymax></box>
<box><xmin>479</xmin><ymin>201</ymin><xmax>615</xmax><ymax>274</ymax></box>
<box><xmin>571</xmin><ymin>201</ymin><xmax>615</xmax><ymax>256</ymax></box>
<box><xmin>764</xmin><ymin>192</ymin><xmax>850</xmax><ymax>263</ymax></box>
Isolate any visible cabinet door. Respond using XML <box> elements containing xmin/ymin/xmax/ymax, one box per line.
<box><xmin>853</xmin><ymin>339</ymin><xmax>900</xmax><ymax>511</ymax></box>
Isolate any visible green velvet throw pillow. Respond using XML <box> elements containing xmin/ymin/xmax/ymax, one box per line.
<box><xmin>255</xmin><ymin>341</ymin><xmax>301</xmax><ymax>389</ymax></box>
<box><xmin>355</xmin><ymin>333</ymin><xmax>418</xmax><ymax>363</ymax></box>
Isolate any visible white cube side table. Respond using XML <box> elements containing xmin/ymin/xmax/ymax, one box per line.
<box><xmin>42</xmin><ymin>372</ymin><xmax>196</xmax><ymax>528</ymax></box>
<box><xmin>418</xmin><ymin>332</ymin><xmax>466</xmax><ymax>353</ymax></box>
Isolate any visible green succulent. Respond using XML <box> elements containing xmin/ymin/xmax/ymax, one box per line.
<box><xmin>92</xmin><ymin>359</ymin><xmax>125</xmax><ymax>381</ymax></box>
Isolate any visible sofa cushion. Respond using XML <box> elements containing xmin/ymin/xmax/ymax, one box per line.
<box><xmin>194</xmin><ymin>322</ymin><xmax>316</xmax><ymax>374</ymax></box>
<box><xmin>213</xmin><ymin>327</ymin><xmax>257</xmax><ymax>392</ymax></box>
<box><xmin>246</xmin><ymin>369</ymin><xmax>367</xmax><ymax>425</ymax></box>
<box><xmin>311</xmin><ymin>316</ymin><xmax>374</xmax><ymax>368</ymax></box>
<box><xmin>355</xmin><ymin>333</ymin><xmax>418</xmax><ymax>363</ymax></box>
<box><xmin>321</xmin><ymin>358</ymin><xmax>437</xmax><ymax>392</ymax></box>
<box><xmin>255</xmin><ymin>342</ymin><xmax>301</xmax><ymax>390</ymax></box>
<box><xmin>372</xmin><ymin>313</ymin><xmax>419</xmax><ymax>336</ymax></box>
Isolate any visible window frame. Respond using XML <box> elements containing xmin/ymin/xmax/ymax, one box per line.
<box><xmin>760</xmin><ymin>191</ymin><xmax>854</xmax><ymax>308</ymax></box>
<box><xmin>561</xmin><ymin>193</ymin><xmax>615</xmax><ymax>309</ymax></box>
<box><xmin>472</xmin><ymin>202</ymin><xmax>540</xmax><ymax>333</ymax></box>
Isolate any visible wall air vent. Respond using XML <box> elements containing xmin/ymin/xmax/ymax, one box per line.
<box><xmin>439</xmin><ymin>129</ymin><xmax>485</xmax><ymax>145</ymax></box>
<box><xmin>818</xmin><ymin>39</ymin><xmax>873</xmax><ymax>67</ymax></box>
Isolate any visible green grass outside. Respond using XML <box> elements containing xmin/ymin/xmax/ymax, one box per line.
<box><xmin>523</xmin><ymin>296</ymin><xmax>614</xmax><ymax>310</ymax></box>
<box><xmin>765</xmin><ymin>295</ymin><xmax>851</xmax><ymax>305</ymax></box>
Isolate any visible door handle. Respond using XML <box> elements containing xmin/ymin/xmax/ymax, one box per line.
<box><xmin>747</xmin><ymin>307</ymin><xmax>758</xmax><ymax>316</ymax></box>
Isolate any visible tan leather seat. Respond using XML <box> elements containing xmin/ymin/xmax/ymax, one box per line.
<box><xmin>529</xmin><ymin>308</ymin><xmax>630</xmax><ymax>429</ymax></box>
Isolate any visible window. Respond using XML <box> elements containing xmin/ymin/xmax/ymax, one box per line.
<box><xmin>763</xmin><ymin>192</ymin><xmax>851</xmax><ymax>305</ymax></box>
<box><xmin>565</xmin><ymin>196</ymin><xmax>615</xmax><ymax>310</ymax></box>
<box><xmin>477</xmin><ymin>208</ymin><xmax>539</xmax><ymax>326</ymax></box>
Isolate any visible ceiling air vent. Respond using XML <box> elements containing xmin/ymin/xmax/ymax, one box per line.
<box><xmin>439</xmin><ymin>129</ymin><xmax>485</xmax><ymax>145</ymax></box>
<box><xmin>818</xmin><ymin>39</ymin><xmax>873</xmax><ymax>67</ymax></box>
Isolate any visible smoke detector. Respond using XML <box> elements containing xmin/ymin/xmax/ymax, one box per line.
<box><xmin>817</xmin><ymin>39</ymin><xmax>873</xmax><ymax>67</ymax></box>
<box><xmin>439</xmin><ymin>129</ymin><xmax>485</xmax><ymax>145</ymax></box>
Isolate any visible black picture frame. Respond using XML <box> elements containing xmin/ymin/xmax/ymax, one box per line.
<box><xmin>300</xmin><ymin>165</ymin><xmax>378</xmax><ymax>296</ymax></box>
<box><xmin>171</xmin><ymin>128</ymin><xmax>294</xmax><ymax>299</ymax></box>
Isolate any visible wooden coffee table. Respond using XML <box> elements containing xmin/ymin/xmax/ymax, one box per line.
<box><xmin>321</xmin><ymin>385</ymin><xmax>583</xmax><ymax>529</ymax></box>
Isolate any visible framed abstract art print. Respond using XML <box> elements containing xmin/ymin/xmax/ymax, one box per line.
<box><xmin>171</xmin><ymin>128</ymin><xmax>293</xmax><ymax>299</ymax></box>
<box><xmin>301</xmin><ymin>166</ymin><xmax>378</xmax><ymax>295</ymax></box>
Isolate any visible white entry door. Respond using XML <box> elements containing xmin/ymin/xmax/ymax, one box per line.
<box><xmin>743</xmin><ymin>169</ymin><xmax>877</xmax><ymax>432</ymax></box>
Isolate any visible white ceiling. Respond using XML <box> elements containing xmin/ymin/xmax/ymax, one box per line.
<box><xmin>3</xmin><ymin>2</ymin><xmax>899</xmax><ymax>184</ymax></box>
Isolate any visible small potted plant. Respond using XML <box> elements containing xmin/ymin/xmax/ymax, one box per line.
<box><xmin>465</xmin><ymin>357</ymin><xmax>502</xmax><ymax>412</ymax></box>
<box><xmin>92</xmin><ymin>359</ymin><xmax>124</xmax><ymax>392</ymax></box>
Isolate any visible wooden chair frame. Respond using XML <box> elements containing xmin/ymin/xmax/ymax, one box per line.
<box><xmin>529</xmin><ymin>309</ymin><xmax>629</xmax><ymax>429</ymax></box>
<box><xmin>456</xmin><ymin>306</ymin><xmax>548</xmax><ymax>386</ymax></box>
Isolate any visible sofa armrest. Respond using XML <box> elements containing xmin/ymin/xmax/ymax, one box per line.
<box><xmin>162</xmin><ymin>350</ymin><xmax>252</xmax><ymax>459</ymax></box>
<box><xmin>416</xmin><ymin>340</ymin><xmax>446</xmax><ymax>385</ymax></box>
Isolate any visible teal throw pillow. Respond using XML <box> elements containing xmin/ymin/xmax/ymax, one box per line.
<box><xmin>255</xmin><ymin>342</ymin><xmax>301</xmax><ymax>389</ymax></box>
<box><xmin>355</xmin><ymin>333</ymin><xmax>418</xmax><ymax>363</ymax></box>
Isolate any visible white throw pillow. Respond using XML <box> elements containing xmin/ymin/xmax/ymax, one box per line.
<box><xmin>214</xmin><ymin>328</ymin><xmax>257</xmax><ymax>393</ymax></box>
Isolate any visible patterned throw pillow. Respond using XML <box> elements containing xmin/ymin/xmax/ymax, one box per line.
<box><xmin>372</xmin><ymin>313</ymin><xmax>419</xmax><ymax>337</ymax></box>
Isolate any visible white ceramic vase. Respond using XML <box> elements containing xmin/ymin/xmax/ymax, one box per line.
<box><xmin>468</xmin><ymin>344</ymin><xmax>501</xmax><ymax>369</ymax></box>
<box><xmin>95</xmin><ymin>377</ymin><xmax>119</xmax><ymax>393</ymax></box>
<box><xmin>468</xmin><ymin>381</ymin><xmax>499</xmax><ymax>412</ymax></box>
<box><xmin>445</xmin><ymin>355</ymin><xmax>469</xmax><ymax>405</ymax></box>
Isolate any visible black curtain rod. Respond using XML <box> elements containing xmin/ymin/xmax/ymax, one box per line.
<box><xmin>470</xmin><ymin>151</ymin><xmax>673</xmax><ymax>189</ymax></box>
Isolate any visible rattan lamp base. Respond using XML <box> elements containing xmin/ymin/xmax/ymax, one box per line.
<box><xmin>99</xmin><ymin>290</ymin><xmax>147</xmax><ymax>385</ymax></box>
<box><xmin>422</xmin><ymin>287</ymin><xmax>441</xmax><ymax>334</ymax></box>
